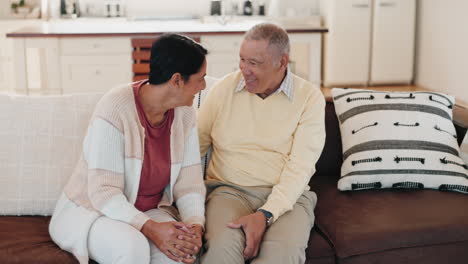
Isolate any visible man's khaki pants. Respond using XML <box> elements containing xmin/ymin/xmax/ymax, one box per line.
<box><xmin>201</xmin><ymin>180</ymin><xmax>317</xmax><ymax>264</ymax></box>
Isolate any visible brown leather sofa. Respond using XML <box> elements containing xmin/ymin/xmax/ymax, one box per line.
<box><xmin>307</xmin><ymin>102</ymin><xmax>468</xmax><ymax>264</ymax></box>
<box><xmin>1</xmin><ymin>101</ymin><xmax>467</xmax><ymax>264</ymax></box>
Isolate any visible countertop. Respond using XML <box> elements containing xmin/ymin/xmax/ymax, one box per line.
<box><xmin>6</xmin><ymin>17</ymin><xmax>328</xmax><ymax>37</ymax></box>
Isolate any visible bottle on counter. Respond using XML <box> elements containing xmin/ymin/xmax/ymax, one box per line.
<box><xmin>243</xmin><ymin>0</ymin><xmax>253</xmax><ymax>16</ymax></box>
<box><xmin>258</xmin><ymin>1</ymin><xmax>265</xmax><ymax>16</ymax></box>
<box><xmin>60</xmin><ymin>0</ymin><xmax>79</xmax><ymax>18</ymax></box>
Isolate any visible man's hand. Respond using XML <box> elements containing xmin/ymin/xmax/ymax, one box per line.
<box><xmin>227</xmin><ymin>212</ymin><xmax>267</xmax><ymax>260</ymax></box>
<box><xmin>141</xmin><ymin>220</ymin><xmax>198</xmax><ymax>263</ymax></box>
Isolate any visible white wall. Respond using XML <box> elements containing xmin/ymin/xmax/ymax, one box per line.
<box><xmin>102</xmin><ymin>0</ymin><xmax>318</xmax><ymax>18</ymax></box>
<box><xmin>415</xmin><ymin>0</ymin><xmax>468</xmax><ymax>105</ymax></box>
<box><xmin>0</xmin><ymin>1</ymin><xmax>9</xmax><ymax>18</ymax></box>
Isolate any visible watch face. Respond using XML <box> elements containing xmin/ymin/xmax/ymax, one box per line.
<box><xmin>258</xmin><ymin>209</ymin><xmax>273</xmax><ymax>226</ymax></box>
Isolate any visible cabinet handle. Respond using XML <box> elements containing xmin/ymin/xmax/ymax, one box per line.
<box><xmin>379</xmin><ymin>2</ymin><xmax>396</xmax><ymax>7</ymax></box>
<box><xmin>95</xmin><ymin>70</ymin><xmax>101</xmax><ymax>75</ymax></box>
<box><xmin>93</xmin><ymin>43</ymin><xmax>101</xmax><ymax>49</ymax></box>
<box><xmin>352</xmin><ymin>4</ymin><xmax>369</xmax><ymax>8</ymax></box>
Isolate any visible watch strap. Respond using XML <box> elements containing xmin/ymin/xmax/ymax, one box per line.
<box><xmin>257</xmin><ymin>209</ymin><xmax>273</xmax><ymax>226</ymax></box>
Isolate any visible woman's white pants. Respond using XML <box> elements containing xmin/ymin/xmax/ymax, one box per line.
<box><xmin>88</xmin><ymin>209</ymin><xmax>186</xmax><ymax>264</ymax></box>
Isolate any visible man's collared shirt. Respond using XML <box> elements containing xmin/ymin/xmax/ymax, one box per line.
<box><xmin>234</xmin><ymin>68</ymin><xmax>294</xmax><ymax>100</ymax></box>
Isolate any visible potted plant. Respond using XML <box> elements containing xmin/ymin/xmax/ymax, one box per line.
<box><xmin>11</xmin><ymin>0</ymin><xmax>30</xmax><ymax>15</ymax></box>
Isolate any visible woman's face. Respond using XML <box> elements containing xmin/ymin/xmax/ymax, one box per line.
<box><xmin>181</xmin><ymin>59</ymin><xmax>207</xmax><ymax>106</ymax></box>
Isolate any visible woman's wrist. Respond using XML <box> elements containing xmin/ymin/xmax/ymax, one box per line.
<box><xmin>141</xmin><ymin>219</ymin><xmax>157</xmax><ymax>236</ymax></box>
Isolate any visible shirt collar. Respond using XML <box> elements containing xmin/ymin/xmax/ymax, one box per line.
<box><xmin>235</xmin><ymin>68</ymin><xmax>294</xmax><ymax>100</ymax></box>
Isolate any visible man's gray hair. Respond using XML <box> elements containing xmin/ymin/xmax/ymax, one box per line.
<box><xmin>244</xmin><ymin>23</ymin><xmax>290</xmax><ymax>56</ymax></box>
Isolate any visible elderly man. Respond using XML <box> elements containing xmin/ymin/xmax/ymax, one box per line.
<box><xmin>198</xmin><ymin>23</ymin><xmax>325</xmax><ymax>264</ymax></box>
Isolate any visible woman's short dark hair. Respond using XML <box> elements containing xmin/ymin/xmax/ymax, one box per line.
<box><xmin>149</xmin><ymin>34</ymin><xmax>208</xmax><ymax>85</ymax></box>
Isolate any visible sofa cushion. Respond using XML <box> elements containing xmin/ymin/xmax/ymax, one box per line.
<box><xmin>461</xmin><ymin>132</ymin><xmax>468</xmax><ymax>163</ymax></box>
<box><xmin>306</xmin><ymin>227</ymin><xmax>335</xmax><ymax>260</ymax></box>
<box><xmin>339</xmin><ymin>241</ymin><xmax>468</xmax><ymax>264</ymax></box>
<box><xmin>0</xmin><ymin>216</ymin><xmax>78</xmax><ymax>264</ymax></box>
<box><xmin>313</xmin><ymin>102</ymin><xmax>342</xmax><ymax>179</ymax></box>
<box><xmin>0</xmin><ymin>93</ymin><xmax>104</xmax><ymax>216</ymax></box>
<box><xmin>331</xmin><ymin>88</ymin><xmax>468</xmax><ymax>193</ymax></box>
<box><xmin>313</xmin><ymin>177</ymin><xmax>468</xmax><ymax>260</ymax></box>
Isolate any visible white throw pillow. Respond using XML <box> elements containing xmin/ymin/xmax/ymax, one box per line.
<box><xmin>0</xmin><ymin>92</ymin><xmax>104</xmax><ymax>215</ymax></box>
<box><xmin>461</xmin><ymin>133</ymin><xmax>468</xmax><ymax>164</ymax></box>
<box><xmin>332</xmin><ymin>88</ymin><xmax>468</xmax><ymax>193</ymax></box>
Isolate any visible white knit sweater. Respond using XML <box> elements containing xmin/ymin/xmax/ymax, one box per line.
<box><xmin>49</xmin><ymin>84</ymin><xmax>206</xmax><ymax>263</ymax></box>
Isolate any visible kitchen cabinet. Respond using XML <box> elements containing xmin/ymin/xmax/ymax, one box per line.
<box><xmin>7</xmin><ymin>19</ymin><xmax>326</xmax><ymax>94</ymax></box>
<box><xmin>8</xmin><ymin>36</ymin><xmax>132</xmax><ymax>94</ymax></box>
<box><xmin>0</xmin><ymin>20</ymin><xmax>40</xmax><ymax>92</ymax></box>
<box><xmin>201</xmin><ymin>35</ymin><xmax>241</xmax><ymax>78</ymax></box>
<box><xmin>60</xmin><ymin>38</ymin><xmax>132</xmax><ymax>93</ymax></box>
<box><xmin>321</xmin><ymin>0</ymin><xmax>416</xmax><ymax>86</ymax></box>
<box><xmin>201</xmin><ymin>33</ymin><xmax>322</xmax><ymax>85</ymax></box>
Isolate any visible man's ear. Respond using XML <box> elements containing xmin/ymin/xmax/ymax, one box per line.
<box><xmin>279</xmin><ymin>54</ymin><xmax>289</xmax><ymax>70</ymax></box>
<box><xmin>169</xmin><ymin>73</ymin><xmax>183</xmax><ymax>87</ymax></box>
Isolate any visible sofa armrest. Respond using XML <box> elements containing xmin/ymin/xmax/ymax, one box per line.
<box><xmin>453</xmin><ymin>104</ymin><xmax>468</xmax><ymax>129</ymax></box>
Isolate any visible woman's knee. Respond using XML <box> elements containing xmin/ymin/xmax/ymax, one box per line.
<box><xmin>118</xmin><ymin>232</ymin><xmax>150</xmax><ymax>263</ymax></box>
<box><xmin>89</xmin><ymin>218</ymin><xmax>151</xmax><ymax>264</ymax></box>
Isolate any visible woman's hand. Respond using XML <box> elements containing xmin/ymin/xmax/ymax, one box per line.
<box><xmin>186</xmin><ymin>224</ymin><xmax>204</xmax><ymax>255</ymax></box>
<box><xmin>141</xmin><ymin>220</ymin><xmax>199</xmax><ymax>263</ymax></box>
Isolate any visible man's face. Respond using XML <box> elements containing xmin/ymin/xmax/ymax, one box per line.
<box><xmin>239</xmin><ymin>39</ymin><xmax>282</xmax><ymax>94</ymax></box>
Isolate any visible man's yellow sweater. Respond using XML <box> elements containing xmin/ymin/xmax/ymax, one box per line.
<box><xmin>198</xmin><ymin>71</ymin><xmax>326</xmax><ymax>221</ymax></box>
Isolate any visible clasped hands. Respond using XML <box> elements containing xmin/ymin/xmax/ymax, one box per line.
<box><xmin>142</xmin><ymin>220</ymin><xmax>203</xmax><ymax>264</ymax></box>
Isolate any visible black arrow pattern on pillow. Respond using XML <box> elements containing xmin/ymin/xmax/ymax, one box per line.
<box><xmin>394</xmin><ymin>122</ymin><xmax>420</xmax><ymax>127</ymax></box>
<box><xmin>385</xmin><ymin>93</ymin><xmax>415</xmax><ymax>99</ymax></box>
<box><xmin>392</xmin><ymin>182</ymin><xmax>424</xmax><ymax>189</ymax></box>
<box><xmin>439</xmin><ymin>184</ymin><xmax>468</xmax><ymax>193</ymax></box>
<box><xmin>351</xmin><ymin>182</ymin><xmax>382</xmax><ymax>190</ymax></box>
<box><xmin>352</xmin><ymin>122</ymin><xmax>378</xmax><ymax>134</ymax></box>
<box><xmin>352</xmin><ymin>157</ymin><xmax>382</xmax><ymax>166</ymax></box>
<box><xmin>346</xmin><ymin>95</ymin><xmax>374</xmax><ymax>103</ymax></box>
<box><xmin>394</xmin><ymin>156</ymin><xmax>425</xmax><ymax>164</ymax></box>
<box><xmin>429</xmin><ymin>95</ymin><xmax>453</xmax><ymax>109</ymax></box>
<box><xmin>440</xmin><ymin>157</ymin><xmax>468</xmax><ymax>169</ymax></box>
<box><xmin>434</xmin><ymin>125</ymin><xmax>457</xmax><ymax>139</ymax></box>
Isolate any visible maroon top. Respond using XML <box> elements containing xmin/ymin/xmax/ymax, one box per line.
<box><xmin>133</xmin><ymin>80</ymin><xmax>174</xmax><ymax>212</ymax></box>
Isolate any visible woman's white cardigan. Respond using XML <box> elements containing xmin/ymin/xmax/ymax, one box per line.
<box><xmin>49</xmin><ymin>85</ymin><xmax>206</xmax><ymax>263</ymax></box>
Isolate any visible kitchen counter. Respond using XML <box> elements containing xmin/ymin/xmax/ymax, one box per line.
<box><xmin>6</xmin><ymin>17</ymin><xmax>327</xmax><ymax>37</ymax></box>
<box><xmin>5</xmin><ymin>17</ymin><xmax>326</xmax><ymax>95</ymax></box>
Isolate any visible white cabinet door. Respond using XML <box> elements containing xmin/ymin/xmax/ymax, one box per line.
<box><xmin>370</xmin><ymin>0</ymin><xmax>416</xmax><ymax>84</ymax></box>
<box><xmin>0</xmin><ymin>20</ymin><xmax>41</xmax><ymax>92</ymax></box>
<box><xmin>61</xmin><ymin>56</ymin><xmax>132</xmax><ymax>94</ymax></box>
<box><xmin>323</xmin><ymin>0</ymin><xmax>372</xmax><ymax>86</ymax></box>
<box><xmin>201</xmin><ymin>35</ymin><xmax>242</xmax><ymax>78</ymax></box>
<box><xmin>59</xmin><ymin>37</ymin><xmax>132</xmax><ymax>94</ymax></box>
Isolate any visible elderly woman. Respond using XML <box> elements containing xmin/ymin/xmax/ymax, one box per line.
<box><xmin>49</xmin><ymin>34</ymin><xmax>207</xmax><ymax>264</ymax></box>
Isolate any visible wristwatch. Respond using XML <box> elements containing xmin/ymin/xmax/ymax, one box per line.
<box><xmin>257</xmin><ymin>209</ymin><xmax>273</xmax><ymax>227</ymax></box>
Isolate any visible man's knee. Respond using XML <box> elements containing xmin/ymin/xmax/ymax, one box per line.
<box><xmin>203</xmin><ymin>227</ymin><xmax>245</xmax><ymax>262</ymax></box>
<box><xmin>207</xmin><ymin>227</ymin><xmax>244</xmax><ymax>250</ymax></box>
<box><xmin>253</xmin><ymin>243</ymin><xmax>306</xmax><ymax>264</ymax></box>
